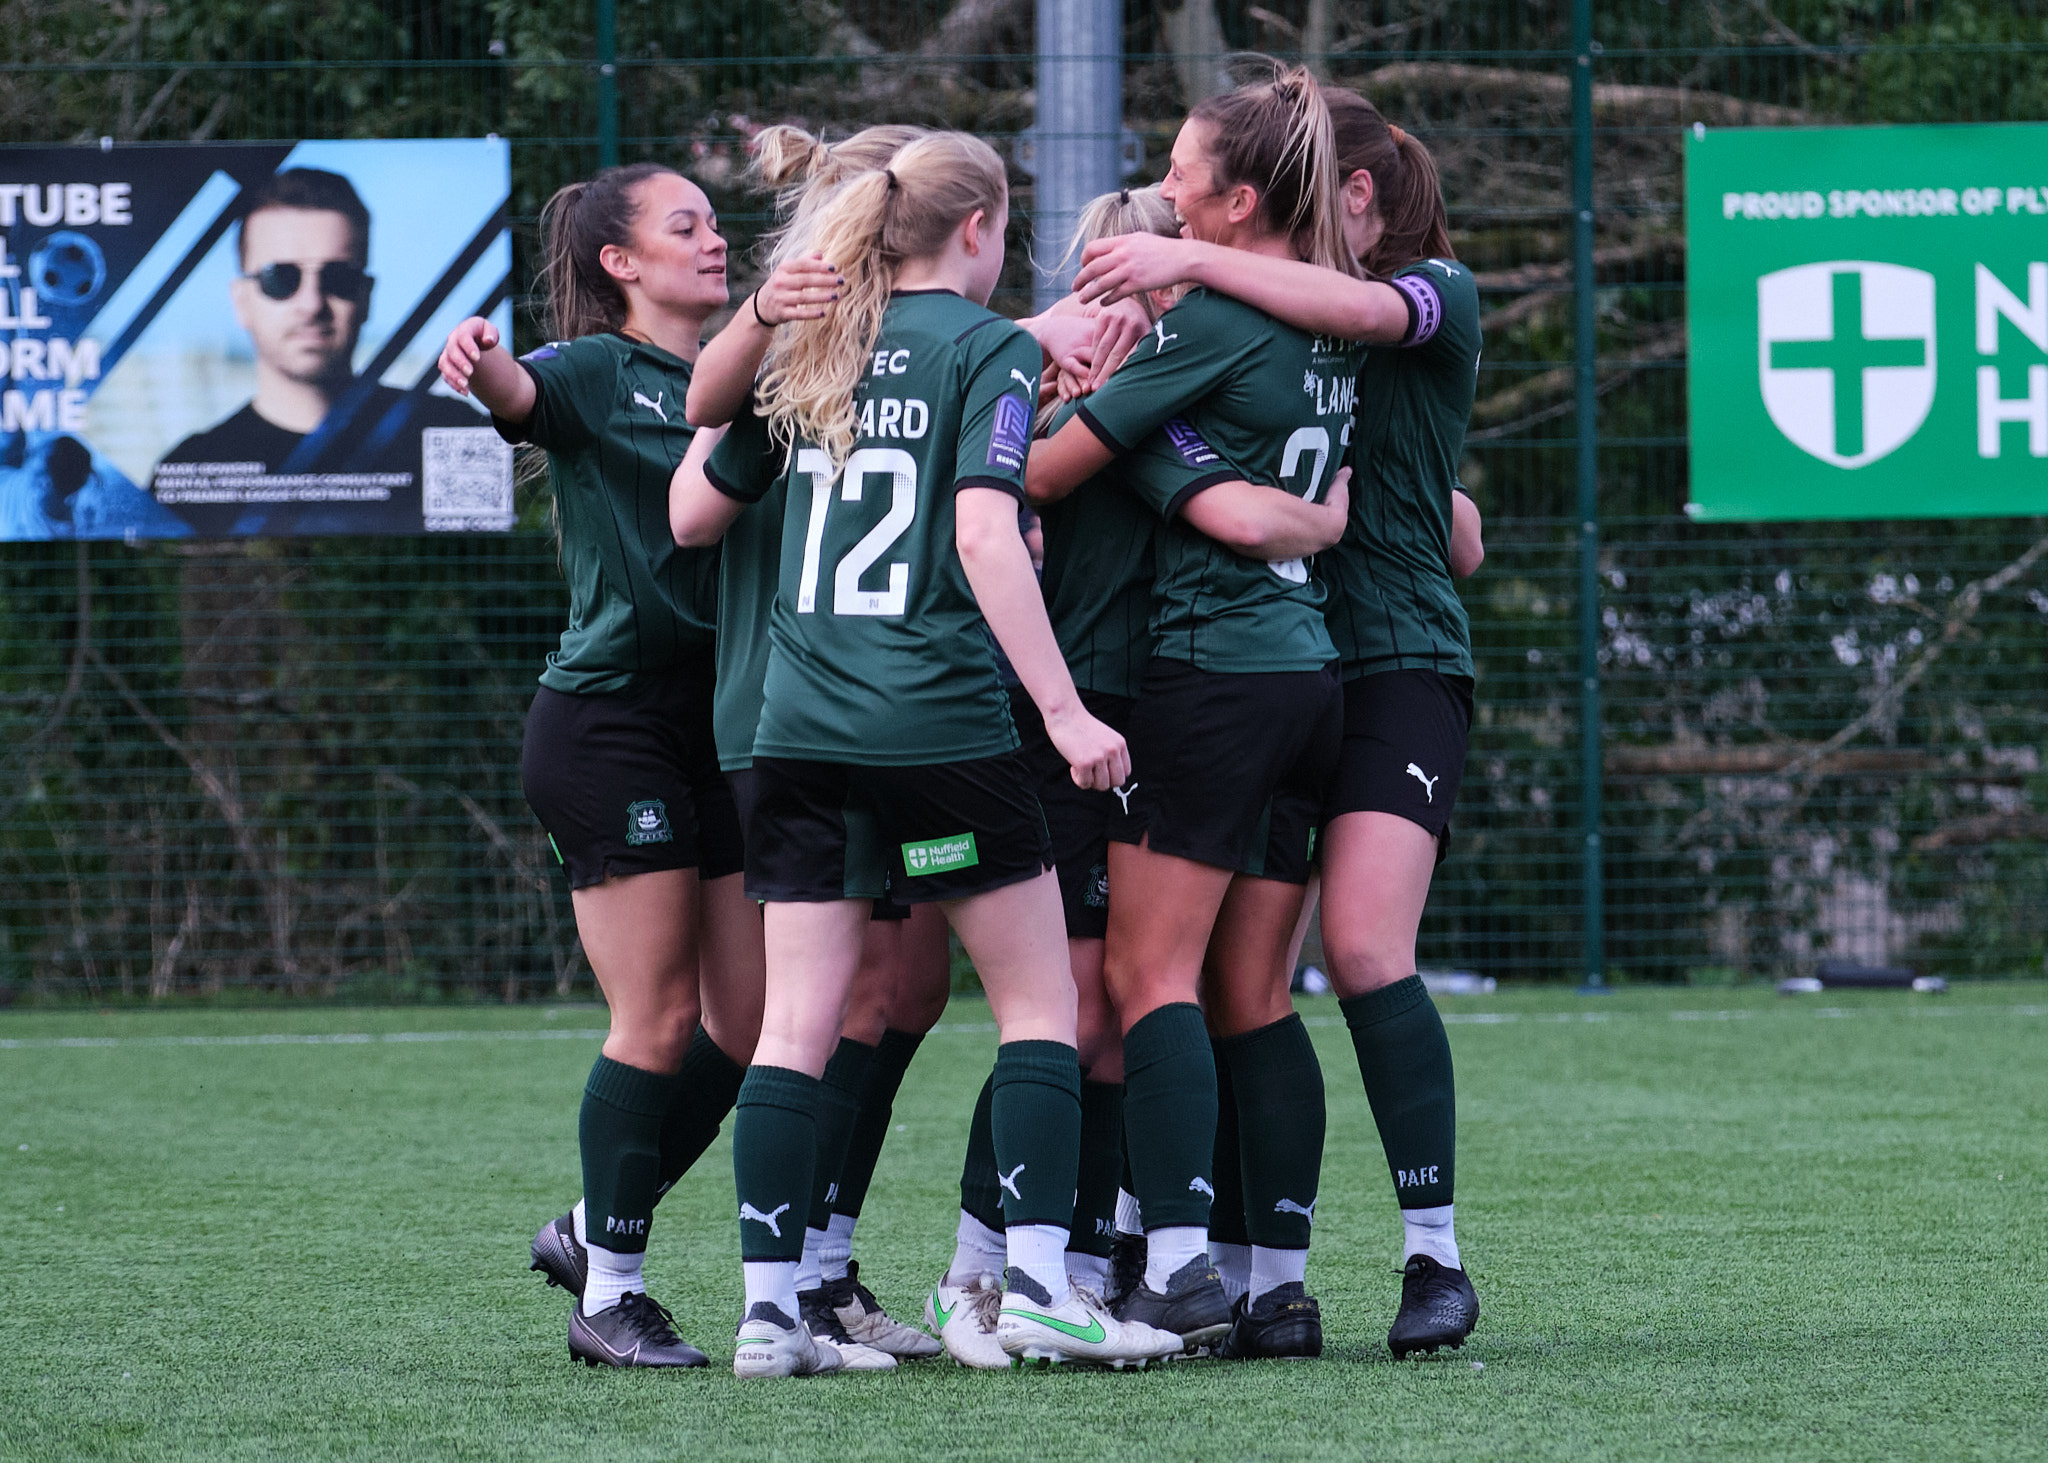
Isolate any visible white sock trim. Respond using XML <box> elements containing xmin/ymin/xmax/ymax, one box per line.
<box><xmin>820</xmin><ymin>1212</ymin><xmax>856</xmax><ymax>1280</ymax></box>
<box><xmin>1401</xmin><ymin>1203</ymin><xmax>1460</xmax><ymax>1269</ymax></box>
<box><xmin>1114</xmin><ymin>1189</ymin><xmax>1142</xmax><ymax>1236</ymax></box>
<box><xmin>1143</xmin><ymin>1226</ymin><xmax>1206</xmax><ymax>1293</ymax></box>
<box><xmin>947</xmin><ymin>1209</ymin><xmax>1007</xmax><ymax>1287</ymax></box>
<box><xmin>1066</xmin><ymin>1250</ymin><xmax>1110</xmax><ymax>1293</ymax></box>
<box><xmin>1005</xmin><ymin>1223</ymin><xmax>1072</xmax><ymax>1306</ymax></box>
<box><xmin>1210</xmin><ymin>1241</ymin><xmax>1252</xmax><ymax>1305</ymax></box>
<box><xmin>1248</xmin><ymin>1245</ymin><xmax>1307</xmax><ymax>1304</ymax></box>
<box><xmin>582</xmin><ymin>1241</ymin><xmax>644</xmax><ymax>1316</ymax></box>
<box><xmin>796</xmin><ymin>1227</ymin><xmax>826</xmax><ymax>1294</ymax></box>
<box><xmin>743</xmin><ymin>1260</ymin><xmax>800</xmax><ymax>1319</ymax></box>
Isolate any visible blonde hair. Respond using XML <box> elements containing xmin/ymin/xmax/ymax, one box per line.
<box><xmin>748</xmin><ymin>123</ymin><xmax>929</xmax><ymax>269</ymax></box>
<box><xmin>755</xmin><ymin>131</ymin><xmax>1009</xmax><ymax>467</ymax></box>
<box><xmin>1040</xmin><ymin>186</ymin><xmax>1181</xmax><ymax>430</ymax></box>
<box><xmin>1188</xmin><ymin>63</ymin><xmax>1359</xmax><ymax>278</ymax></box>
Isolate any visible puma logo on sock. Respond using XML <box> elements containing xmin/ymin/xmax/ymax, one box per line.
<box><xmin>1274</xmin><ymin>1197</ymin><xmax>1316</xmax><ymax>1222</ymax></box>
<box><xmin>998</xmin><ymin>1163</ymin><xmax>1026</xmax><ymax>1201</ymax></box>
<box><xmin>1188</xmin><ymin>1176</ymin><xmax>1216</xmax><ymax>1199</ymax></box>
<box><xmin>739</xmin><ymin>1201</ymin><xmax>791</xmax><ymax>1237</ymax></box>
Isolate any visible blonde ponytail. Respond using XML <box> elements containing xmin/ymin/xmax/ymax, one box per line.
<box><xmin>755</xmin><ymin>131</ymin><xmax>1008</xmax><ymax>467</ymax></box>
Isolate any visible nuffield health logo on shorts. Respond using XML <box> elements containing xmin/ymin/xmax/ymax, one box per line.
<box><xmin>625</xmin><ymin>799</ymin><xmax>672</xmax><ymax>846</ymax></box>
<box><xmin>901</xmin><ymin>832</ymin><xmax>979</xmax><ymax>875</ymax></box>
<box><xmin>1758</xmin><ymin>261</ymin><xmax>1936</xmax><ymax>469</ymax></box>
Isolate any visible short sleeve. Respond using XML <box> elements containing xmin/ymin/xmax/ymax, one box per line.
<box><xmin>492</xmin><ymin>337</ymin><xmax>617</xmax><ymax>451</ymax></box>
<box><xmin>953</xmin><ymin>322</ymin><xmax>1042</xmax><ymax>501</ymax></box>
<box><xmin>1394</xmin><ymin>260</ymin><xmax>1481</xmax><ymax>365</ymax></box>
<box><xmin>1075</xmin><ymin>291</ymin><xmax>1247</xmax><ymax>452</ymax></box>
<box><xmin>1119</xmin><ymin>417</ymin><xmax>1236</xmax><ymax>522</ymax></box>
<box><xmin>704</xmin><ymin>394</ymin><xmax>781</xmax><ymax>505</ymax></box>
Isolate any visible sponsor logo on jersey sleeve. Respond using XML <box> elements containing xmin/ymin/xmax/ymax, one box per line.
<box><xmin>1163</xmin><ymin>417</ymin><xmax>1220</xmax><ymax>467</ymax></box>
<box><xmin>985</xmin><ymin>393</ymin><xmax>1031</xmax><ymax>472</ymax></box>
<box><xmin>901</xmin><ymin>832</ymin><xmax>980</xmax><ymax>874</ymax></box>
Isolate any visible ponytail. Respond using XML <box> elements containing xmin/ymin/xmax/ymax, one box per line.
<box><xmin>754</xmin><ymin>131</ymin><xmax>1008</xmax><ymax>468</ymax></box>
<box><xmin>536</xmin><ymin>162</ymin><xmax>678</xmax><ymax>340</ymax></box>
<box><xmin>748</xmin><ymin>123</ymin><xmax>930</xmax><ymax>270</ymax></box>
<box><xmin>1187</xmin><ymin>62</ymin><xmax>1358</xmax><ymax>277</ymax></box>
<box><xmin>1325</xmin><ymin>89</ymin><xmax>1453</xmax><ymax>278</ymax></box>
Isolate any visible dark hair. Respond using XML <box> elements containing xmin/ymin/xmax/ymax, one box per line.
<box><xmin>1324</xmin><ymin>89</ymin><xmax>1453</xmax><ymax>278</ymax></box>
<box><xmin>1185</xmin><ymin>64</ymin><xmax>1356</xmax><ymax>276</ymax></box>
<box><xmin>237</xmin><ymin>168</ymin><xmax>370</xmax><ymax>266</ymax></box>
<box><xmin>536</xmin><ymin>162</ymin><xmax>679</xmax><ymax>341</ymax></box>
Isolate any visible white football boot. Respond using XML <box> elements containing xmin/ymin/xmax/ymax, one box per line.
<box><xmin>997</xmin><ymin>1280</ymin><xmax>1184</xmax><ymax>1370</ymax></box>
<box><xmin>732</xmin><ymin>1302</ymin><xmax>847</xmax><ymax>1379</ymax></box>
<box><xmin>935</xmin><ymin>1272</ymin><xmax>1010</xmax><ymax>1369</ymax></box>
<box><xmin>832</xmin><ymin>1262</ymin><xmax>942</xmax><ymax>1359</ymax></box>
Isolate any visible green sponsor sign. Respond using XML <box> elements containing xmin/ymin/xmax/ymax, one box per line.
<box><xmin>1687</xmin><ymin>123</ymin><xmax>2048</xmax><ymax>521</ymax></box>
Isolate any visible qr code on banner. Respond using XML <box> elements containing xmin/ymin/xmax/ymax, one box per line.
<box><xmin>421</xmin><ymin>427</ymin><xmax>515</xmax><ymax>531</ymax></box>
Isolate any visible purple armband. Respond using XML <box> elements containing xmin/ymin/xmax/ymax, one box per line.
<box><xmin>1391</xmin><ymin>274</ymin><xmax>1443</xmax><ymax>348</ymax></box>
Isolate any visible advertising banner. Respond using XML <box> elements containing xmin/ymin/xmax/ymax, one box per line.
<box><xmin>1687</xmin><ymin>123</ymin><xmax>2048</xmax><ymax>521</ymax></box>
<box><xmin>0</xmin><ymin>139</ymin><xmax>512</xmax><ymax>540</ymax></box>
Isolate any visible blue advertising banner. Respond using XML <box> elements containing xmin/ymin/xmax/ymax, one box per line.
<box><xmin>0</xmin><ymin>138</ymin><xmax>512</xmax><ymax>540</ymax></box>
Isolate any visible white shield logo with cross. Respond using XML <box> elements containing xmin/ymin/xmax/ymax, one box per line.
<box><xmin>1757</xmin><ymin>261</ymin><xmax>1936</xmax><ymax>469</ymax></box>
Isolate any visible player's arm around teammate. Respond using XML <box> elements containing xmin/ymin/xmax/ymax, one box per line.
<box><xmin>1025</xmin><ymin>70</ymin><xmax>1364</xmax><ymax>1360</ymax></box>
<box><xmin>438</xmin><ymin>165</ymin><xmax>762</xmax><ymax>1370</ymax></box>
<box><xmin>1080</xmin><ymin>92</ymin><xmax>1489</xmax><ymax>1356</ymax></box>
<box><xmin>695</xmin><ymin>133</ymin><xmax>1178</xmax><ymax>1378</ymax></box>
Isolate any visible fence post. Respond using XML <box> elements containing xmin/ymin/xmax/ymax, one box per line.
<box><xmin>596</xmin><ymin>0</ymin><xmax>619</xmax><ymax>168</ymax></box>
<box><xmin>1032</xmin><ymin>0</ymin><xmax>1122</xmax><ymax>310</ymax></box>
<box><xmin>1571</xmin><ymin>0</ymin><xmax>1606</xmax><ymax>990</ymax></box>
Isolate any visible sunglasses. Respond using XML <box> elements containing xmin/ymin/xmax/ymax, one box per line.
<box><xmin>243</xmin><ymin>261</ymin><xmax>372</xmax><ymax>302</ymax></box>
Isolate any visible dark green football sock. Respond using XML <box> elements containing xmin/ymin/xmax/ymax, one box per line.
<box><xmin>1341</xmin><ymin>975</ymin><xmax>1455</xmax><ymax>1209</ymax></box>
<box><xmin>1208</xmin><ymin>1044</ymin><xmax>1250</xmax><ymax>1248</ymax></box>
<box><xmin>958</xmin><ymin>1070</ymin><xmax>1005</xmax><ymax>1231</ymax></box>
<box><xmin>832</xmin><ymin>1028</ymin><xmax>924</xmax><ymax>1220</ymax></box>
<box><xmin>1219</xmin><ymin>1013</ymin><xmax>1325</xmax><ymax>1250</ymax></box>
<box><xmin>732</xmin><ymin>1064</ymin><xmax>820</xmax><ymax>1262</ymax></box>
<box><xmin>1122</xmin><ymin>1003</ymin><xmax>1216</xmax><ymax>1229</ymax></box>
<box><xmin>580</xmin><ymin>1055</ymin><xmax>679</xmax><ymax>1255</ymax></box>
<box><xmin>1070</xmin><ymin>1080</ymin><xmax>1125</xmax><ymax>1258</ymax></box>
<box><xmin>806</xmin><ymin>1037</ymin><xmax>875</xmax><ymax>1231</ymax></box>
<box><xmin>654</xmin><ymin>1025</ymin><xmax>745</xmax><ymax>1200</ymax></box>
<box><xmin>990</xmin><ymin>1040</ymin><xmax>1082</xmax><ymax>1229</ymax></box>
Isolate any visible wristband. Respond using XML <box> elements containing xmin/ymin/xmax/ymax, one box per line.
<box><xmin>750</xmin><ymin>292</ymin><xmax>774</xmax><ymax>329</ymax></box>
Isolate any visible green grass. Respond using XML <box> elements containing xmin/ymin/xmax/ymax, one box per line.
<box><xmin>3</xmin><ymin>985</ymin><xmax>2045</xmax><ymax>1462</ymax></box>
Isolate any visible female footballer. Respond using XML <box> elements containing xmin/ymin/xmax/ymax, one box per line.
<box><xmin>436</xmin><ymin>164</ymin><xmax>762</xmax><ymax>1369</ymax></box>
<box><xmin>669</xmin><ymin>130</ymin><xmax>1185</xmax><ymax>1378</ymax></box>
<box><xmin>1026</xmin><ymin>67</ymin><xmax>1365</xmax><ymax>1359</ymax></box>
<box><xmin>1073</xmin><ymin>89</ymin><xmax>1488</xmax><ymax>1357</ymax></box>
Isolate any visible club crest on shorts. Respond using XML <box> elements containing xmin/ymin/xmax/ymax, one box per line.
<box><xmin>625</xmin><ymin>798</ymin><xmax>673</xmax><ymax>846</ymax></box>
<box><xmin>1086</xmin><ymin>862</ymin><xmax>1109</xmax><ymax>908</ymax></box>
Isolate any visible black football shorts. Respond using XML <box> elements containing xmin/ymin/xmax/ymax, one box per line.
<box><xmin>1325</xmin><ymin>669</ymin><xmax>1473</xmax><ymax>854</ymax></box>
<box><xmin>520</xmin><ymin>655</ymin><xmax>745</xmax><ymax>890</ymax></box>
<box><xmin>1009</xmin><ymin>685</ymin><xmax>1133</xmax><ymax>940</ymax></box>
<box><xmin>741</xmin><ymin>752</ymin><xmax>1052</xmax><ymax>905</ymax></box>
<box><xmin>1109</xmin><ymin>658</ymin><xmax>1342</xmax><ymax>885</ymax></box>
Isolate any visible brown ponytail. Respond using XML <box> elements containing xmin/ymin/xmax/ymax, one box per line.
<box><xmin>1325</xmin><ymin>89</ymin><xmax>1452</xmax><ymax>278</ymax></box>
<box><xmin>1186</xmin><ymin>63</ymin><xmax>1358</xmax><ymax>278</ymax></box>
<box><xmin>536</xmin><ymin>162</ymin><xmax>679</xmax><ymax>341</ymax></box>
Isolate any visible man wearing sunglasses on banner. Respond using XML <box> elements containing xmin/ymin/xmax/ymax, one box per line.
<box><xmin>153</xmin><ymin>167</ymin><xmax>488</xmax><ymax>535</ymax></box>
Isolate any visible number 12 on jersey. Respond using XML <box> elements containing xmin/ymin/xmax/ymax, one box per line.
<box><xmin>794</xmin><ymin>447</ymin><xmax>917</xmax><ymax>617</ymax></box>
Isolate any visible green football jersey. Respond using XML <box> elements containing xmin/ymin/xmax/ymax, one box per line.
<box><xmin>714</xmin><ymin>291</ymin><xmax>1042</xmax><ymax>765</ymax></box>
<box><xmin>1037</xmin><ymin>399</ymin><xmax>1155</xmax><ymax>699</ymax></box>
<box><xmin>1076</xmin><ymin>288</ymin><xmax>1363</xmax><ymax>673</ymax></box>
<box><xmin>702</xmin><ymin>396</ymin><xmax>787</xmax><ymax>771</ymax></box>
<box><xmin>495</xmin><ymin>333</ymin><xmax>720</xmax><ymax>696</ymax></box>
<box><xmin>1325</xmin><ymin>258</ymin><xmax>1480</xmax><ymax>681</ymax></box>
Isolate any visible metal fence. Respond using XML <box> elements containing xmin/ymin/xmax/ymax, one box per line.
<box><xmin>3</xmin><ymin>1</ymin><xmax>2045</xmax><ymax>1000</ymax></box>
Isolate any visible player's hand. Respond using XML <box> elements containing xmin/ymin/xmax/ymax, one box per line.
<box><xmin>438</xmin><ymin>316</ymin><xmax>499</xmax><ymax>395</ymax></box>
<box><xmin>1086</xmin><ymin>297</ymin><xmax>1152</xmax><ymax>390</ymax></box>
<box><xmin>752</xmin><ymin>252</ymin><xmax>842</xmax><ymax>327</ymax></box>
<box><xmin>1073</xmin><ymin>232</ymin><xmax>1198</xmax><ymax>306</ymax></box>
<box><xmin>1045</xmin><ymin>703</ymin><xmax>1130</xmax><ymax>792</ymax></box>
<box><xmin>1322</xmin><ymin>465</ymin><xmax>1352</xmax><ymax>526</ymax></box>
<box><xmin>1022</xmin><ymin>309</ymin><xmax>1096</xmax><ymax>383</ymax></box>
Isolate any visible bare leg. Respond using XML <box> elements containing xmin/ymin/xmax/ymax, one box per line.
<box><xmin>1319</xmin><ymin>813</ymin><xmax>1437</xmax><ymax>997</ymax></box>
<box><xmin>755</xmin><ymin>899</ymin><xmax>871</xmax><ymax>1077</ymax></box>
<box><xmin>572</xmin><ymin>868</ymin><xmax>700</xmax><ymax>1073</ymax></box>
<box><xmin>697</xmin><ymin>871</ymin><xmax>762</xmax><ymax>1064</ymax></box>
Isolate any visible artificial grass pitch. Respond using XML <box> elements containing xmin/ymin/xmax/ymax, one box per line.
<box><xmin>2</xmin><ymin>986</ymin><xmax>2044</xmax><ymax>1462</ymax></box>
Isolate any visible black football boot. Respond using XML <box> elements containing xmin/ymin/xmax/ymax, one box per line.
<box><xmin>1387</xmin><ymin>1254</ymin><xmax>1479</xmax><ymax>1358</ymax></box>
<box><xmin>529</xmin><ymin>1212</ymin><xmax>587</xmax><ymax>1297</ymax></box>
<box><xmin>1111</xmin><ymin>1254</ymin><xmax>1232</xmax><ymax>1350</ymax></box>
<box><xmin>568</xmin><ymin>1291</ymin><xmax>709</xmax><ymax>1368</ymax></box>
